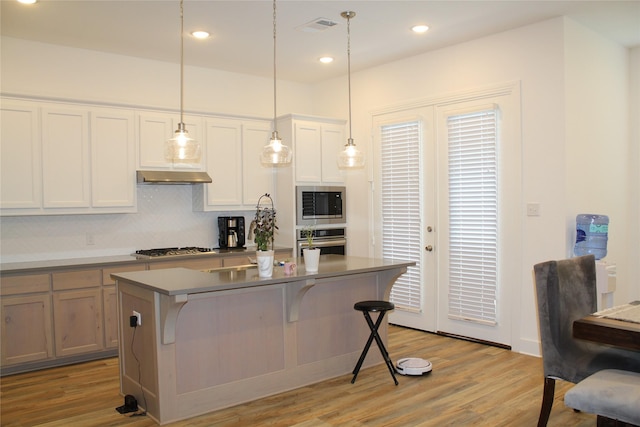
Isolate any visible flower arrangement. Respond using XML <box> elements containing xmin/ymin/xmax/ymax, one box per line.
<box><xmin>248</xmin><ymin>194</ymin><xmax>277</xmax><ymax>252</ymax></box>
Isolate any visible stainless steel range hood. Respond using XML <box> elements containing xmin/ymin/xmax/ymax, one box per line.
<box><xmin>136</xmin><ymin>170</ymin><xmax>212</xmax><ymax>184</ymax></box>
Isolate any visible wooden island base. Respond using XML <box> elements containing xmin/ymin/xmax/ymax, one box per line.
<box><xmin>114</xmin><ymin>256</ymin><xmax>412</xmax><ymax>425</ymax></box>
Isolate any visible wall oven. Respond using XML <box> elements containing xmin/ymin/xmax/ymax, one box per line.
<box><xmin>296</xmin><ymin>186</ymin><xmax>345</xmax><ymax>226</ymax></box>
<box><xmin>297</xmin><ymin>228</ymin><xmax>346</xmax><ymax>257</ymax></box>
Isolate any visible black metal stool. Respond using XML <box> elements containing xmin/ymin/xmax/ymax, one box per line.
<box><xmin>351</xmin><ymin>300</ymin><xmax>398</xmax><ymax>385</ymax></box>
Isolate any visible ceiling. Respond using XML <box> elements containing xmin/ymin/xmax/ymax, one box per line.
<box><xmin>2</xmin><ymin>0</ymin><xmax>639</xmax><ymax>84</ymax></box>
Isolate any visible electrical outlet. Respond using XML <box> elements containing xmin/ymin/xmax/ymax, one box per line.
<box><xmin>132</xmin><ymin>310</ymin><xmax>142</xmax><ymax>326</ymax></box>
<box><xmin>526</xmin><ymin>203</ymin><xmax>541</xmax><ymax>217</ymax></box>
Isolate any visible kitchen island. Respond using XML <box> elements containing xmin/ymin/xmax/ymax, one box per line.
<box><xmin>111</xmin><ymin>255</ymin><xmax>413</xmax><ymax>425</ymax></box>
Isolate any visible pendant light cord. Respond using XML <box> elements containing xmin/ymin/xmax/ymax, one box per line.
<box><xmin>346</xmin><ymin>13</ymin><xmax>353</xmax><ymax>143</ymax></box>
<box><xmin>179</xmin><ymin>0</ymin><xmax>185</xmax><ymax>125</ymax></box>
<box><xmin>273</xmin><ymin>0</ymin><xmax>277</xmax><ymax>125</ymax></box>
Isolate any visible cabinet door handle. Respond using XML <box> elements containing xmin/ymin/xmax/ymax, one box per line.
<box><xmin>425</xmin><ymin>245</ymin><xmax>433</xmax><ymax>252</ymax></box>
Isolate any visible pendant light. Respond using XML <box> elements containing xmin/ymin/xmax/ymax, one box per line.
<box><xmin>261</xmin><ymin>0</ymin><xmax>292</xmax><ymax>166</ymax></box>
<box><xmin>337</xmin><ymin>11</ymin><xmax>365</xmax><ymax>169</ymax></box>
<box><xmin>165</xmin><ymin>0</ymin><xmax>201</xmax><ymax>163</ymax></box>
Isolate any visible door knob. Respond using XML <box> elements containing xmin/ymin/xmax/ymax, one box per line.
<box><xmin>425</xmin><ymin>245</ymin><xmax>433</xmax><ymax>252</ymax></box>
<box><xmin>427</xmin><ymin>226</ymin><xmax>433</xmax><ymax>232</ymax></box>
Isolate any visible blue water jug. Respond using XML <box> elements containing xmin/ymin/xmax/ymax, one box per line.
<box><xmin>574</xmin><ymin>214</ymin><xmax>609</xmax><ymax>260</ymax></box>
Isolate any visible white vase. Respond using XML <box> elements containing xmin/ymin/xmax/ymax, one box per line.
<box><xmin>256</xmin><ymin>250</ymin><xmax>274</xmax><ymax>278</ymax></box>
<box><xmin>303</xmin><ymin>248</ymin><xmax>320</xmax><ymax>273</ymax></box>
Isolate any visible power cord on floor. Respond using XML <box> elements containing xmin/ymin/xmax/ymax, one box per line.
<box><xmin>116</xmin><ymin>316</ymin><xmax>148</xmax><ymax>417</ymax></box>
<box><xmin>129</xmin><ymin>320</ymin><xmax>148</xmax><ymax>417</ymax></box>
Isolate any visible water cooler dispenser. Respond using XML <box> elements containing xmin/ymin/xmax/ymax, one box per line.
<box><xmin>574</xmin><ymin>214</ymin><xmax>615</xmax><ymax>310</ymax></box>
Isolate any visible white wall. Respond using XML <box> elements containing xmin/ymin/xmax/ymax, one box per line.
<box><xmin>564</xmin><ymin>19</ymin><xmax>634</xmax><ymax>303</ymax></box>
<box><xmin>0</xmin><ymin>37</ymin><xmax>313</xmax><ymax>119</ymax></box>
<box><xmin>310</xmin><ymin>17</ymin><xmax>637</xmax><ymax>354</ymax></box>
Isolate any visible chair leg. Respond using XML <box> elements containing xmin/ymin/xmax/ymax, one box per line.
<box><xmin>537</xmin><ymin>377</ymin><xmax>556</xmax><ymax>427</ymax></box>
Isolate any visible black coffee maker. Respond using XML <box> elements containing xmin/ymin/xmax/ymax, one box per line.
<box><xmin>218</xmin><ymin>216</ymin><xmax>245</xmax><ymax>249</ymax></box>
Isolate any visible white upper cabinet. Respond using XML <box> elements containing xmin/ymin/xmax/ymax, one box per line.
<box><xmin>0</xmin><ymin>101</ymin><xmax>42</xmax><ymax>210</ymax></box>
<box><xmin>279</xmin><ymin>115</ymin><xmax>346</xmax><ymax>185</ymax></box>
<box><xmin>242</xmin><ymin>120</ymin><xmax>274</xmax><ymax>206</ymax></box>
<box><xmin>202</xmin><ymin>118</ymin><xmax>243</xmax><ymax>207</ymax></box>
<box><xmin>90</xmin><ymin>108</ymin><xmax>136</xmax><ymax>210</ymax></box>
<box><xmin>41</xmin><ymin>106</ymin><xmax>91</xmax><ymax>208</ymax></box>
<box><xmin>0</xmin><ymin>98</ymin><xmax>137</xmax><ymax>216</ymax></box>
<box><xmin>137</xmin><ymin>111</ymin><xmax>203</xmax><ymax>171</ymax></box>
<box><xmin>319</xmin><ymin>124</ymin><xmax>346</xmax><ymax>184</ymax></box>
<box><xmin>193</xmin><ymin>118</ymin><xmax>273</xmax><ymax>211</ymax></box>
<box><xmin>294</xmin><ymin>122</ymin><xmax>322</xmax><ymax>183</ymax></box>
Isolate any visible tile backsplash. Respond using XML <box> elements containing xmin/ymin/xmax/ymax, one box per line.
<box><xmin>0</xmin><ymin>186</ymin><xmax>252</xmax><ymax>263</ymax></box>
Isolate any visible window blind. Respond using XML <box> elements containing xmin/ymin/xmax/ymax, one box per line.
<box><xmin>447</xmin><ymin>108</ymin><xmax>498</xmax><ymax>325</ymax></box>
<box><xmin>381</xmin><ymin>121</ymin><xmax>422</xmax><ymax>312</ymax></box>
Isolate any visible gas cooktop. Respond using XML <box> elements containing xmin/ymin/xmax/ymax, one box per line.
<box><xmin>134</xmin><ymin>247</ymin><xmax>217</xmax><ymax>259</ymax></box>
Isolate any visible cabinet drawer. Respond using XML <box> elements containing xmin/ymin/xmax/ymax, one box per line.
<box><xmin>52</xmin><ymin>270</ymin><xmax>101</xmax><ymax>291</ymax></box>
<box><xmin>102</xmin><ymin>264</ymin><xmax>146</xmax><ymax>285</ymax></box>
<box><xmin>0</xmin><ymin>274</ymin><xmax>50</xmax><ymax>295</ymax></box>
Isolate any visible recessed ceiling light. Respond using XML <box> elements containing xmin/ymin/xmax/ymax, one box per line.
<box><xmin>411</xmin><ymin>25</ymin><xmax>429</xmax><ymax>34</ymax></box>
<box><xmin>17</xmin><ymin>0</ymin><xmax>37</xmax><ymax>4</ymax></box>
<box><xmin>319</xmin><ymin>56</ymin><xmax>334</xmax><ymax>64</ymax></box>
<box><xmin>191</xmin><ymin>31</ymin><xmax>210</xmax><ymax>39</ymax></box>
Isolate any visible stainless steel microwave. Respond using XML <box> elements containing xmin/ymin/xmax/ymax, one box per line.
<box><xmin>296</xmin><ymin>186</ymin><xmax>346</xmax><ymax>225</ymax></box>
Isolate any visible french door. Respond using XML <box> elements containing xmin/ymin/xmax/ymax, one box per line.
<box><xmin>372</xmin><ymin>82</ymin><xmax>521</xmax><ymax>346</ymax></box>
<box><xmin>372</xmin><ymin>106</ymin><xmax>437</xmax><ymax>332</ymax></box>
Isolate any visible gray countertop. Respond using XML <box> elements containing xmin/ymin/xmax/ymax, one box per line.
<box><xmin>111</xmin><ymin>255</ymin><xmax>415</xmax><ymax>296</ymax></box>
<box><xmin>0</xmin><ymin>247</ymin><xmax>292</xmax><ymax>275</ymax></box>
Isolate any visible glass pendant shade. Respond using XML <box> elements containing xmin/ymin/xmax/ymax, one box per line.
<box><xmin>261</xmin><ymin>130</ymin><xmax>292</xmax><ymax>165</ymax></box>
<box><xmin>338</xmin><ymin>138</ymin><xmax>365</xmax><ymax>169</ymax></box>
<box><xmin>165</xmin><ymin>122</ymin><xmax>201</xmax><ymax>163</ymax></box>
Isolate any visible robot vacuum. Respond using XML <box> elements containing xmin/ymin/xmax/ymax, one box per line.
<box><xmin>396</xmin><ymin>357</ymin><xmax>433</xmax><ymax>376</ymax></box>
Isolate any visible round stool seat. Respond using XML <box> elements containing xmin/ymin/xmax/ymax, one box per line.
<box><xmin>354</xmin><ymin>300</ymin><xmax>395</xmax><ymax>313</ymax></box>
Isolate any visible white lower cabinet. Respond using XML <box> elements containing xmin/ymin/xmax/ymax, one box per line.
<box><xmin>194</xmin><ymin>118</ymin><xmax>274</xmax><ymax>211</ymax></box>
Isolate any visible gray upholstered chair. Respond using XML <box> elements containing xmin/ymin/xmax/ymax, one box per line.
<box><xmin>564</xmin><ymin>368</ymin><xmax>640</xmax><ymax>425</ymax></box>
<box><xmin>533</xmin><ymin>254</ymin><xmax>640</xmax><ymax>427</ymax></box>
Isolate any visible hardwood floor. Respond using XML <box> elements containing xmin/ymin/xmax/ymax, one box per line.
<box><xmin>1</xmin><ymin>325</ymin><xmax>595</xmax><ymax>426</ymax></box>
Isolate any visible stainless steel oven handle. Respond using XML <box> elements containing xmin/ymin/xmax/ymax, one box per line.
<box><xmin>297</xmin><ymin>238</ymin><xmax>347</xmax><ymax>249</ymax></box>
